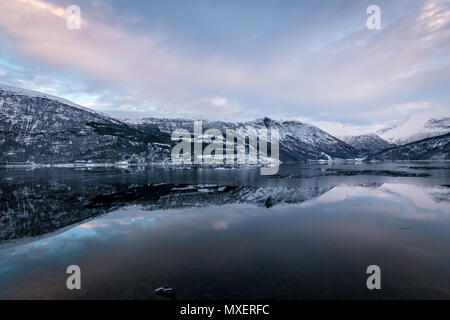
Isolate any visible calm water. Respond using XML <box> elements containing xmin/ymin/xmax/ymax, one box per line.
<box><xmin>0</xmin><ymin>162</ymin><xmax>449</xmax><ymax>299</ymax></box>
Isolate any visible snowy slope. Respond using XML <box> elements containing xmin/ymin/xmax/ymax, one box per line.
<box><xmin>342</xmin><ymin>134</ymin><xmax>394</xmax><ymax>155</ymax></box>
<box><xmin>0</xmin><ymin>84</ymin><xmax>114</xmax><ymax>120</ymax></box>
<box><xmin>2</xmin><ymin>84</ymin><xmax>447</xmax><ymax>164</ymax></box>
<box><xmin>0</xmin><ymin>84</ymin><xmax>360</xmax><ymax>164</ymax></box>
<box><xmin>136</xmin><ymin>117</ymin><xmax>359</xmax><ymax>161</ymax></box>
<box><xmin>0</xmin><ymin>85</ymin><xmax>171</xmax><ymax>164</ymax></box>
<box><xmin>377</xmin><ymin>113</ymin><xmax>450</xmax><ymax>145</ymax></box>
<box><xmin>367</xmin><ymin>132</ymin><xmax>450</xmax><ymax>161</ymax></box>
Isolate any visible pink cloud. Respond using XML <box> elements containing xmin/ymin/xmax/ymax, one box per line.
<box><xmin>0</xmin><ymin>0</ymin><xmax>448</xmax><ymax>122</ymax></box>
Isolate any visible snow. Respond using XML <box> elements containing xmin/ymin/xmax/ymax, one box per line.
<box><xmin>138</xmin><ymin>116</ymin><xmax>358</xmax><ymax>161</ymax></box>
<box><xmin>368</xmin><ymin>132</ymin><xmax>449</xmax><ymax>160</ymax></box>
<box><xmin>0</xmin><ymin>84</ymin><xmax>116</xmax><ymax>122</ymax></box>
<box><xmin>10</xmin><ymin>83</ymin><xmax>446</xmax><ymax>163</ymax></box>
<box><xmin>377</xmin><ymin>113</ymin><xmax>450</xmax><ymax>145</ymax></box>
<box><xmin>341</xmin><ymin>133</ymin><xmax>393</xmax><ymax>153</ymax></box>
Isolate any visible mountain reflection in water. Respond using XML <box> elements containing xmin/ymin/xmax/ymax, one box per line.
<box><xmin>0</xmin><ymin>163</ymin><xmax>449</xmax><ymax>299</ymax></box>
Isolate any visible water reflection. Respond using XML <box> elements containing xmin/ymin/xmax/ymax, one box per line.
<box><xmin>0</xmin><ymin>164</ymin><xmax>449</xmax><ymax>299</ymax></box>
<box><xmin>0</xmin><ymin>182</ymin><xmax>335</xmax><ymax>243</ymax></box>
<box><xmin>1</xmin><ymin>163</ymin><xmax>449</xmax><ymax>244</ymax></box>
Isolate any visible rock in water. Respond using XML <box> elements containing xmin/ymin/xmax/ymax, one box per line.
<box><xmin>154</xmin><ymin>285</ymin><xmax>176</xmax><ymax>297</ymax></box>
<box><xmin>264</xmin><ymin>196</ymin><xmax>273</xmax><ymax>208</ymax></box>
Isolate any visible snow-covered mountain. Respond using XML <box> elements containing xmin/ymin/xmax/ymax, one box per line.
<box><xmin>367</xmin><ymin>132</ymin><xmax>450</xmax><ymax>161</ymax></box>
<box><xmin>0</xmin><ymin>84</ymin><xmax>359</xmax><ymax>164</ymax></box>
<box><xmin>0</xmin><ymin>85</ymin><xmax>171</xmax><ymax>164</ymax></box>
<box><xmin>342</xmin><ymin>133</ymin><xmax>394</xmax><ymax>155</ymax></box>
<box><xmin>136</xmin><ymin>117</ymin><xmax>359</xmax><ymax>161</ymax></box>
<box><xmin>377</xmin><ymin>113</ymin><xmax>450</xmax><ymax>145</ymax></box>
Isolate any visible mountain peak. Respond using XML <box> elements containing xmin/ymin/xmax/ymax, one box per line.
<box><xmin>0</xmin><ymin>83</ymin><xmax>111</xmax><ymax>120</ymax></box>
<box><xmin>342</xmin><ymin>133</ymin><xmax>394</xmax><ymax>155</ymax></box>
<box><xmin>367</xmin><ymin>132</ymin><xmax>450</xmax><ymax>161</ymax></box>
<box><xmin>377</xmin><ymin>113</ymin><xmax>450</xmax><ymax>145</ymax></box>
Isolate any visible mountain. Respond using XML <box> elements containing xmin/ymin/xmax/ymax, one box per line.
<box><xmin>0</xmin><ymin>84</ymin><xmax>359</xmax><ymax>164</ymax></box>
<box><xmin>0</xmin><ymin>84</ymin><xmax>171</xmax><ymax>164</ymax></box>
<box><xmin>341</xmin><ymin>134</ymin><xmax>395</xmax><ymax>155</ymax></box>
<box><xmin>366</xmin><ymin>132</ymin><xmax>450</xmax><ymax>161</ymax></box>
<box><xmin>377</xmin><ymin>113</ymin><xmax>450</xmax><ymax>145</ymax></box>
<box><xmin>2</xmin><ymin>84</ymin><xmax>448</xmax><ymax>164</ymax></box>
<box><xmin>136</xmin><ymin>117</ymin><xmax>359</xmax><ymax>162</ymax></box>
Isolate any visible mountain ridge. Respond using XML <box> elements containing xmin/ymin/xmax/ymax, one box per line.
<box><xmin>135</xmin><ymin>116</ymin><xmax>360</xmax><ymax>161</ymax></box>
<box><xmin>377</xmin><ymin>113</ymin><xmax>450</xmax><ymax>145</ymax></box>
<box><xmin>1</xmin><ymin>84</ymin><xmax>448</xmax><ymax>163</ymax></box>
<box><xmin>1</xmin><ymin>85</ymin><xmax>359</xmax><ymax>164</ymax></box>
<box><xmin>342</xmin><ymin>133</ymin><xmax>395</xmax><ymax>155</ymax></box>
<box><xmin>366</xmin><ymin>132</ymin><xmax>450</xmax><ymax>161</ymax></box>
<box><xmin>0</xmin><ymin>85</ymin><xmax>171</xmax><ymax>164</ymax></box>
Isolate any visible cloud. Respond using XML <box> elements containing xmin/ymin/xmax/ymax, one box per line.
<box><xmin>312</xmin><ymin>120</ymin><xmax>385</xmax><ymax>138</ymax></box>
<box><xmin>0</xmin><ymin>0</ymin><xmax>448</xmax><ymax>126</ymax></box>
<box><xmin>211</xmin><ymin>97</ymin><xmax>227</xmax><ymax>107</ymax></box>
<box><xmin>83</xmin><ymin>102</ymin><xmax>110</xmax><ymax>110</ymax></box>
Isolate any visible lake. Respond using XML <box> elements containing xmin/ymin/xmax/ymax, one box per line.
<box><xmin>0</xmin><ymin>162</ymin><xmax>449</xmax><ymax>299</ymax></box>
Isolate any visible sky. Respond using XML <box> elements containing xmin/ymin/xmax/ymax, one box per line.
<box><xmin>0</xmin><ymin>0</ymin><xmax>449</xmax><ymax>136</ymax></box>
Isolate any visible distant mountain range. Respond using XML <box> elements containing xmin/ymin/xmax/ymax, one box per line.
<box><xmin>0</xmin><ymin>85</ymin><xmax>358</xmax><ymax>164</ymax></box>
<box><xmin>377</xmin><ymin>113</ymin><xmax>450</xmax><ymax>145</ymax></box>
<box><xmin>0</xmin><ymin>84</ymin><xmax>448</xmax><ymax>164</ymax></box>
<box><xmin>135</xmin><ymin>117</ymin><xmax>358</xmax><ymax>161</ymax></box>
<box><xmin>341</xmin><ymin>134</ymin><xmax>395</xmax><ymax>156</ymax></box>
<box><xmin>366</xmin><ymin>132</ymin><xmax>450</xmax><ymax>161</ymax></box>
